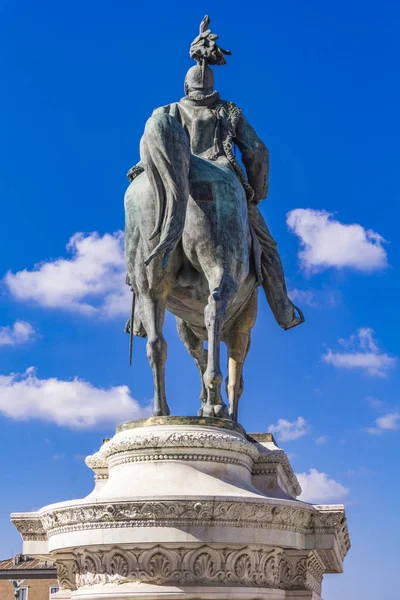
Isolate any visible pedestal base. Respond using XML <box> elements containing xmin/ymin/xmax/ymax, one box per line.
<box><xmin>12</xmin><ymin>417</ymin><xmax>350</xmax><ymax>600</ymax></box>
<box><xmin>69</xmin><ymin>582</ymin><xmax>322</xmax><ymax>600</ymax></box>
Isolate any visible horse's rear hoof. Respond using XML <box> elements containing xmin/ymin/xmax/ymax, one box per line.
<box><xmin>200</xmin><ymin>402</ymin><xmax>230</xmax><ymax>419</ymax></box>
<box><xmin>214</xmin><ymin>403</ymin><xmax>229</xmax><ymax>419</ymax></box>
<box><xmin>153</xmin><ymin>406</ymin><xmax>170</xmax><ymax>417</ymax></box>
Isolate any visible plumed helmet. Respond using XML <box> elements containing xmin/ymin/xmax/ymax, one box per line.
<box><xmin>184</xmin><ymin>65</ymin><xmax>214</xmax><ymax>95</ymax></box>
<box><xmin>185</xmin><ymin>16</ymin><xmax>231</xmax><ymax>96</ymax></box>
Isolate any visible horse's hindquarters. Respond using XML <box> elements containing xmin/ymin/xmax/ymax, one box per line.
<box><xmin>183</xmin><ymin>156</ymin><xmax>250</xmax><ymax>285</ymax></box>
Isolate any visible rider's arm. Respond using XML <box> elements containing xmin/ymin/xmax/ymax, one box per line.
<box><xmin>234</xmin><ymin>113</ymin><xmax>270</xmax><ymax>202</ymax></box>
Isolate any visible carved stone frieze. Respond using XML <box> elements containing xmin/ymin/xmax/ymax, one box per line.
<box><xmin>56</xmin><ymin>545</ymin><xmax>320</xmax><ymax>591</ymax></box>
<box><xmin>40</xmin><ymin>500</ymin><xmax>314</xmax><ymax>537</ymax></box>
<box><xmin>102</xmin><ymin>430</ymin><xmax>259</xmax><ymax>461</ymax></box>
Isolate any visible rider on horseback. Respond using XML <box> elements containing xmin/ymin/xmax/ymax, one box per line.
<box><xmin>127</xmin><ymin>17</ymin><xmax>303</xmax><ymax>333</ymax></box>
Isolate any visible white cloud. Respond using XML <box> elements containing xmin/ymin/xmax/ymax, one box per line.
<box><xmin>0</xmin><ymin>367</ymin><xmax>151</xmax><ymax>429</ymax></box>
<box><xmin>322</xmin><ymin>328</ymin><xmax>396</xmax><ymax>377</ymax></box>
<box><xmin>296</xmin><ymin>468</ymin><xmax>349</xmax><ymax>503</ymax></box>
<box><xmin>5</xmin><ymin>232</ymin><xmax>131</xmax><ymax>318</ymax></box>
<box><xmin>287</xmin><ymin>208</ymin><xmax>387</xmax><ymax>272</ymax></box>
<box><xmin>365</xmin><ymin>412</ymin><xmax>400</xmax><ymax>435</ymax></box>
<box><xmin>315</xmin><ymin>435</ymin><xmax>328</xmax><ymax>446</ymax></box>
<box><xmin>0</xmin><ymin>321</ymin><xmax>37</xmax><ymax>346</ymax></box>
<box><xmin>268</xmin><ymin>416</ymin><xmax>310</xmax><ymax>442</ymax></box>
<box><xmin>289</xmin><ymin>288</ymin><xmax>340</xmax><ymax>309</ymax></box>
<box><xmin>289</xmin><ymin>289</ymin><xmax>318</xmax><ymax>308</ymax></box>
<box><xmin>367</xmin><ymin>397</ymin><xmax>385</xmax><ymax>409</ymax></box>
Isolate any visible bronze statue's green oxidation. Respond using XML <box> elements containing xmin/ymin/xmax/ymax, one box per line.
<box><xmin>124</xmin><ymin>16</ymin><xmax>304</xmax><ymax>421</ymax></box>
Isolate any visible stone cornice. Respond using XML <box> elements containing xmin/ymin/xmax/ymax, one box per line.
<box><xmin>314</xmin><ymin>505</ymin><xmax>351</xmax><ymax>561</ymax></box>
<box><xmin>253</xmin><ymin>449</ymin><xmax>302</xmax><ymax>497</ymax></box>
<box><xmin>13</xmin><ymin>501</ymin><xmax>348</xmax><ymax>570</ymax></box>
<box><xmin>103</xmin><ymin>430</ymin><xmax>259</xmax><ymax>461</ymax></box>
<box><xmin>11</xmin><ymin>512</ymin><xmax>46</xmax><ymax>541</ymax></box>
<box><xmin>40</xmin><ymin>500</ymin><xmax>314</xmax><ymax>536</ymax></box>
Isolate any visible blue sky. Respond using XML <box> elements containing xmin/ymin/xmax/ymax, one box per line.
<box><xmin>1</xmin><ymin>1</ymin><xmax>399</xmax><ymax>598</ymax></box>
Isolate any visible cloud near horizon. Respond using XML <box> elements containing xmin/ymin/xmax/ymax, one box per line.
<box><xmin>0</xmin><ymin>367</ymin><xmax>151</xmax><ymax>428</ymax></box>
<box><xmin>4</xmin><ymin>231</ymin><xmax>131</xmax><ymax>319</ymax></box>
<box><xmin>365</xmin><ymin>412</ymin><xmax>400</xmax><ymax>435</ymax></box>
<box><xmin>296</xmin><ymin>468</ymin><xmax>349</xmax><ymax>503</ymax></box>
<box><xmin>268</xmin><ymin>416</ymin><xmax>310</xmax><ymax>442</ymax></box>
<box><xmin>322</xmin><ymin>327</ymin><xmax>396</xmax><ymax>377</ymax></box>
<box><xmin>0</xmin><ymin>321</ymin><xmax>37</xmax><ymax>346</ymax></box>
<box><xmin>287</xmin><ymin>208</ymin><xmax>388</xmax><ymax>272</ymax></box>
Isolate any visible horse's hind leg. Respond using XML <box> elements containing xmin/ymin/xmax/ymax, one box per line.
<box><xmin>176</xmin><ymin>318</ymin><xmax>208</xmax><ymax>406</ymax></box>
<box><xmin>139</xmin><ymin>293</ymin><xmax>169</xmax><ymax>416</ymax></box>
<box><xmin>202</xmin><ymin>275</ymin><xmax>238</xmax><ymax>418</ymax></box>
<box><xmin>225</xmin><ymin>332</ymin><xmax>251</xmax><ymax>422</ymax></box>
<box><xmin>224</xmin><ymin>290</ymin><xmax>257</xmax><ymax>422</ymax></box>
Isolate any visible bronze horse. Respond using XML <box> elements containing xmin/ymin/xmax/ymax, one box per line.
<box><xmin>125</xmin><ymin>113</ymin><xmax>258</xmax><ymax>422</ymax></box>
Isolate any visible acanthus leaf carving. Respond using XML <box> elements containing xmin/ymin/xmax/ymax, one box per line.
<box><xmin>57</xmin><ymin>545</ymin><xmax>324</xmax><ymax>591</ymax></box>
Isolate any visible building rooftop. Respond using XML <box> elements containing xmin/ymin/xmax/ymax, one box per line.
<box><xmin>0</xmin><ymin>554</ymin><xmax>55</xmax><ymax>574</ymax></box>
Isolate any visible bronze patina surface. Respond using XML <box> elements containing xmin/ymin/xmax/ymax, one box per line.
<box><xmin>124</xmin><ymin>16</ymin><xmax>304</xmax><ymax>423</ymax></box>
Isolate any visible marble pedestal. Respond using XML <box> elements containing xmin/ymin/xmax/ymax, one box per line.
<box><xmin>11</xmin><ymin>417</ymin><xmax>350</xmax><ymax>600</ymax></box>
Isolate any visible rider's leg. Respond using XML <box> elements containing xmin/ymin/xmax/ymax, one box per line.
<box><xmin>248</xmin><ymin>203</ymin><xmax>304</xmax><ymax>330</ymax></box>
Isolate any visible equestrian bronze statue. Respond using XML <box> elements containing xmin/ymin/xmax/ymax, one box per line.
<box><xmin>124</xmin><ymin>16</ymin><xmax>304</xmax><ymax>421</ymax></box>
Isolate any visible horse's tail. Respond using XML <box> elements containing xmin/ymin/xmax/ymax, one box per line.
<box><xmin>141</xmin><ymin>113</ymin><xmax>191</xmax><ymax>268</ymax></box>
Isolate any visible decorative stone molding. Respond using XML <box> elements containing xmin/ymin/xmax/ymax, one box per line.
<box><xmin>57</xmin><ymin>560</ymin><xmax>80</xmax><ymax>590</ymax></box>
<box><xmin>56</xmin><ymin>545</ymin><xmax>321</xmax><ymax>591</ymax></box>
<box><xmin>306</xmin><ymin>553</ymin><xmax>325</xmax><ymax>595</ymax></box>
<box><xmin>314</xmin><ymin>505</ymin><xmax>351</xmax><ymax>561</ymax></box>
<box><xmin>108</xmin><ymin>451</ymin><xmax>250</xmax><ymax>470</ymax></box>
<box><xmin>249</xmin><ymin>434</ymin><xmax>301</xmax><ymax>498</ymax></box>
<box><xmin>85</xmin><ymin>451</ymin><xmax>108</xmax><ymax>471</ymax></box>
<box><xmin>11</xmin><ymin>513</ymin><xmax>46</xmax><ymax>541</ymax></box>
<box><xmin>253</xmin><ymin>449</ymin><xmax>302</xmax><ymax>497</ymax></box>
<box><xmin>85</xmin><ymin>450</ymin><xmax>109</xmax><ymax>486</ymax></box>
<box><xmin>40</xmin><ymin>500</ymin><xmax>314</xmax><ymax>537</ymax></box>
<box><xmin>103</xmin><ymin>430</ymin><xmax>259</xmax><ymax>462</ymax></box>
